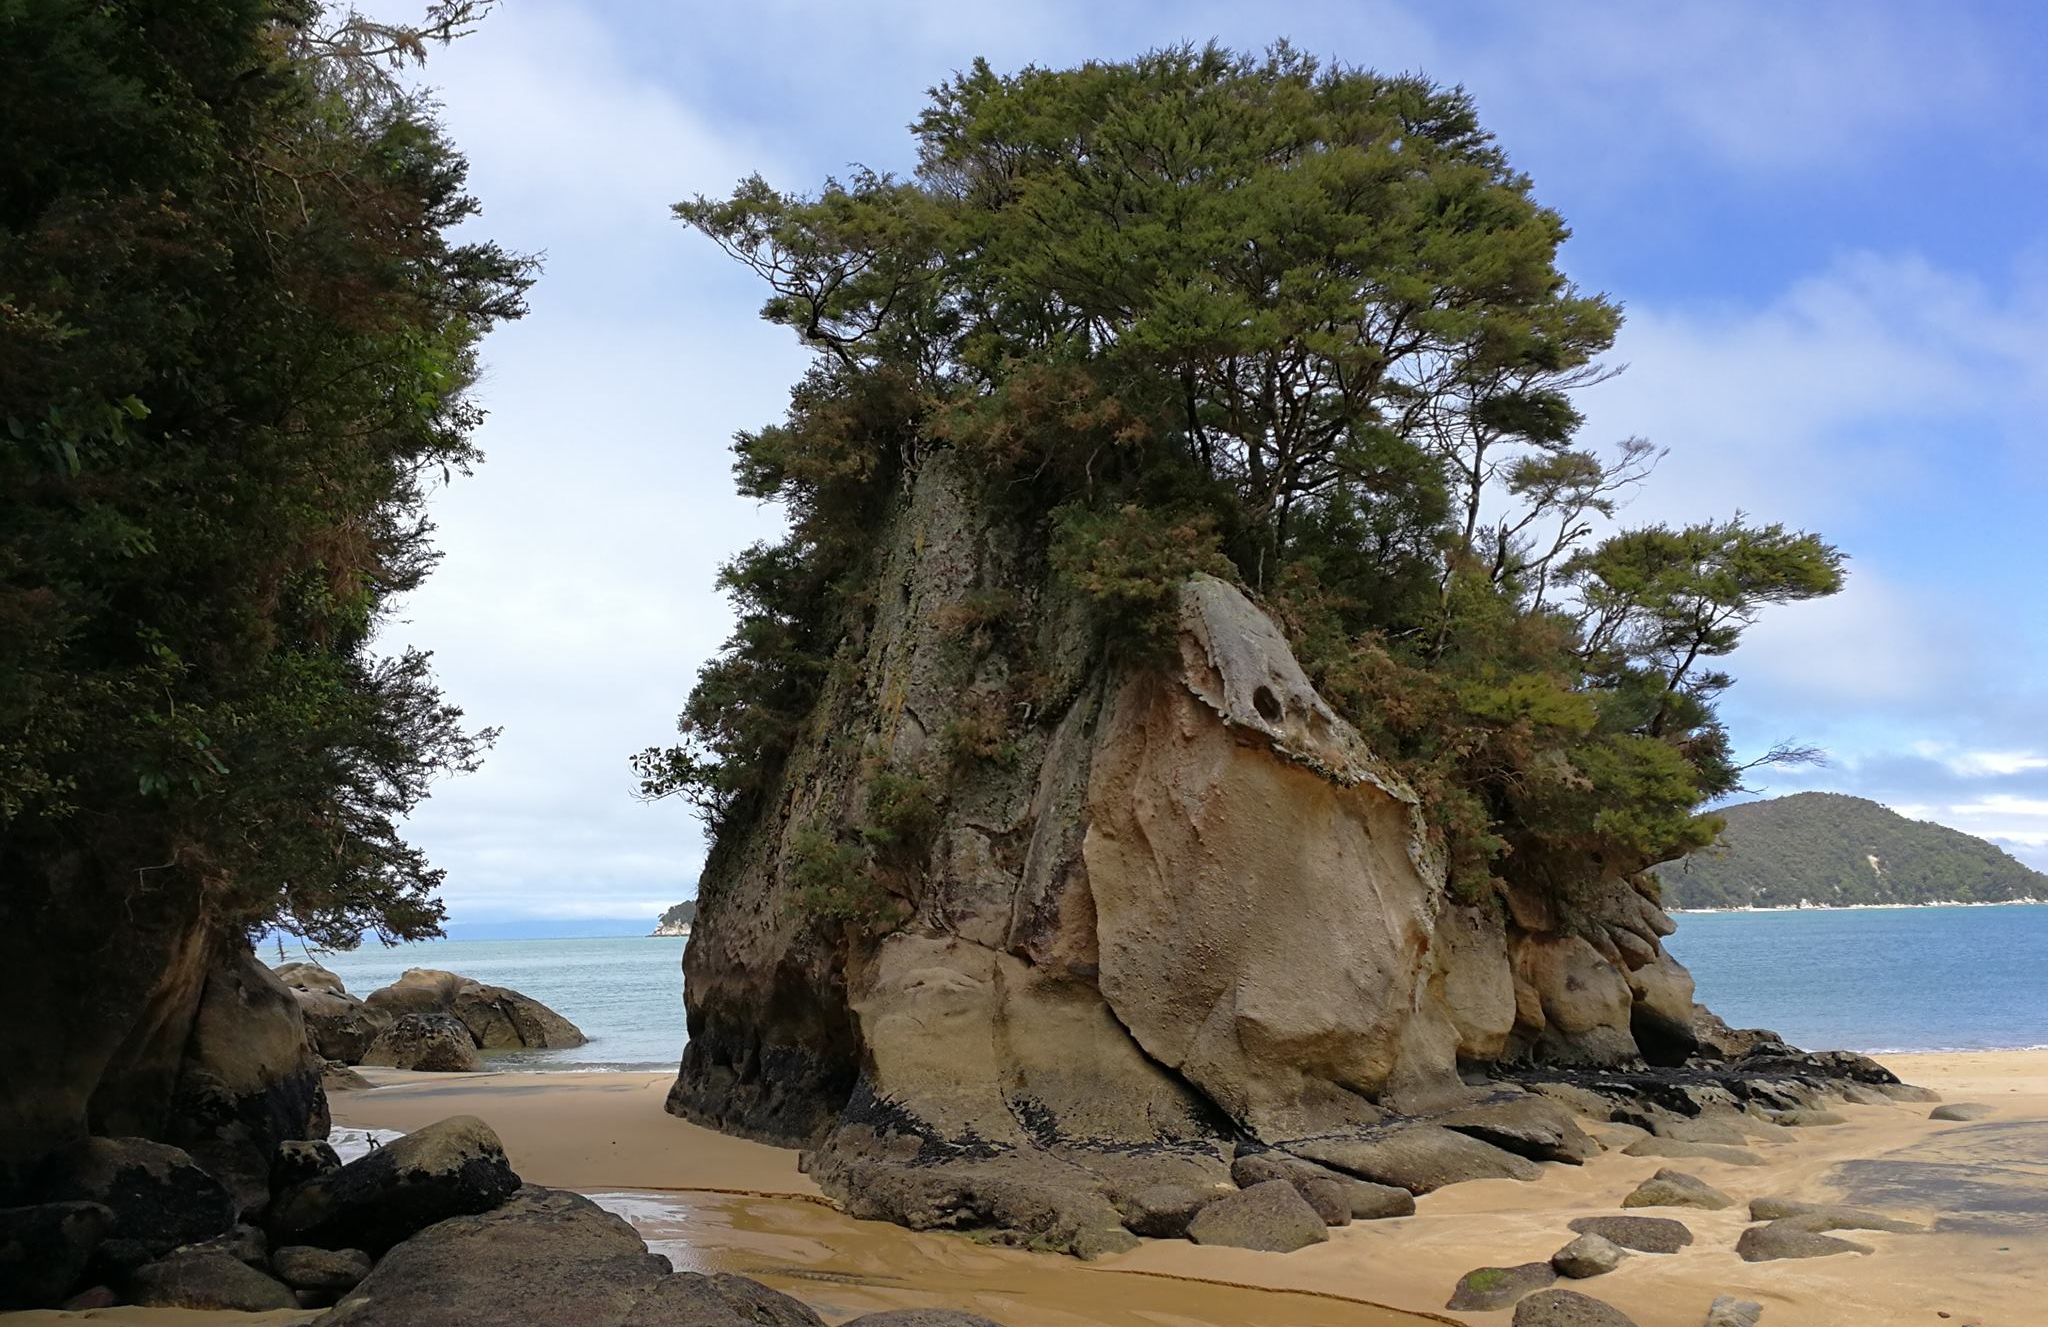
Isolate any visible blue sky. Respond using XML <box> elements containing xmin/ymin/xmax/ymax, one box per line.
<box><xmin>376</xmin><ymin>0</ymin><xmax>2048</xmax><ymax>922</ymax></box>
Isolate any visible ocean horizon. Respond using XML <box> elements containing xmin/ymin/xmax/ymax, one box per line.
<box><xmin>298</xmin><ymin>901</ymin><xmax>2048</xmax><ymax>1071</ymax></box>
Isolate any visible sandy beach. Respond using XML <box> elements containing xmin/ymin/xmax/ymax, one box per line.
<box><xmin>10</xmin><ymin>1052</ymin><xmax>2040</xmax><ymax>1327</ymax></box>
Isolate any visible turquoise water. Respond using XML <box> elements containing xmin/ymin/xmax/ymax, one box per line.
<box><xmin>293</xmin><ymin>904</ymin><xmax>2048</xmax><ymax>1072</ymax></box>
<box><xmin>1666</xmin><ymin>902</ymin><xmax>2048</xmax><ymax>1053</ymax></box>
<box><xmin>299</xmin><ymin>935</ymin><xmax>687</xmax><ymax>1070</ymax></box>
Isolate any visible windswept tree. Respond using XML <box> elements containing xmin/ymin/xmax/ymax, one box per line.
<box><xmin>1</xmin><ymin>0</ymin><xmax>530</xmax><ymax>946</ymax></box>
<box><xmin>644</xmin><ymin>45</ymin><xmax>1842</xmax><ymax>908</ymax></box>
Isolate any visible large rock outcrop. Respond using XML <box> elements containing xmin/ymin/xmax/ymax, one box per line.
<box><xmin>667</xmin><ymin>452</ymin><xmax>1744</xmax><ymax>1253</ymax></box>
<box><xmin>363</xmin><ymin>968</ymin><xmax>587</xmax><ymax>1051</ymax></box>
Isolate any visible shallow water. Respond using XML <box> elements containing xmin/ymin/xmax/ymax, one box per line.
<box><xmin>1665</xmin><ymin>902</ymin><xmax>2048</xmax><ymax>1052</ymax></box>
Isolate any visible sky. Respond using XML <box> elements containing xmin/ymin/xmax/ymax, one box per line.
<box><xmin>372</xmin><ymin>0</ymin><xmax>2048</xmax><ymax>924</ymax></box>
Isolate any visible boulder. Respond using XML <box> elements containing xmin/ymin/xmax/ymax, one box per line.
<box><xmin>618</xmin><ymin>1273</ymin><xmax>824</xmax><ymax>1326</ymax></box>
<box><xmin>272</xmin><ymin>1138</ymin><xmax>342</xmax><ymax>1196</ymax></box>
<box><xmin>841</xmin><ymin>1314</ymin><xmax>1005</xmax><ymax>1327</ymax></box>
<box><xmin>1622</xmin><ymin>1169</ymin><xmax>1733</xmax><ymax>1211</ymax></box>
<box><xmin>1621</xmin><ymin>1136</ymin><xmax>1764</xmax><ymax>1167</ymax></box>
<box><xmin>1184</xmin><ymin>1179</ymin><xmax>1328</xmax><ymax>1252</ymax></box>
<box><xmin>323</xmin><ymin>1063</ymin><xmax>374</xmax><ymax>1092</ymax></box>
<box><xmin>1513</xmin><ymin>1288</ymin><xmax>1641</xmax><ymax>1326</ymax></box>
<box><xmin>365</xmin><ymin>968</ymin><xmax>587</xmax><ymax>1051</ymax></box>
<box><xmin>1691</xmin><ymin>1005</ymin><xmax>1784</xmax><ymax>1059</ymax></box>
<box><xmin>272</xmin><ymin>1243</ymin><xmax>371</xmax><ymax>1293</ymax></box>
<box><xmin>180</xmin><ymin>1220</ymin><xmax>268</xmax><ymax>1269</ymax></box>
<box><xmin>1550</xmin><ymin>1232</ymin><xmax>1626</xmax><ymax>1279</ymax></box>
<box><xmin>1566</xmin><ymin>1215</ymin><xmax>1692</xmax><ymax>1254</ymax></box>
<box><xmin>127</xmin><ymin>1249</ymin><xmax>297</xmax><ymax>1311</ymax></box>
<box><xmin>1746</xmin><ymin>1197</ymin><xmax>1919</xmax><ymax>1234</ymax></box>
<box><xmin>1930</xmin><ymin>1102</ymin><xmax>1993</xmax><ymax>1122</ymax></box>
<box><xmin>1228</xmin><ymin>1151</ymin><xmax>1354</xmax><ymax>1225</ymax></box>
<box><xmin>1116</xmin><ymin>1183</ymin><xmax>1218</xmax><ymax>1239</ymax></box>
<box><xmin>268</xmin><ymin>1115</ymin><xmax>519</xmax><ymax>1254</ymax></box>
<box><xmin>0</xmin><ymin>1200</ymin><xmax>113</xmax><ymax>1309</ymax></box>
<box><xmin>1735</xmin><ymin>1221</ymin><xmax>1872</xmax><ymax>1262</ymax></box>
<box><xmin>1446</xmin><ymin>1262</ymin><xmax>1556</xmax><ymax>1311</ymax></box>
<box><xmin>1289</xmin><ymin>1123</ymin><xmax>1541</xmax><ymax>1193</ymax></box>
<box><xmin>41</xmin><ymin>1136</ymin><xmax>234</xmax><ymax>1255</ymax></box>
<box><xmin>1704</xmin><ymin>1297</ymin><xmax>1763</xmax><ymax>1327</ymax></box>
<box><xmin>274</xmin><ymin>962</ymin><xmax>349</xmax><ymax>996</ymax></box>
<box><xmin>361</xmin><ymin>1013</ymin><xmax>482</xmax><ymax>1073</ymax></box>
<box><xmin>1767</xmin><ymin>1109</ymin><xmax>1846</xmax><ymax>1127</ymax></box>
<box><xmin>1436</xmin><ymin>1096</ymin><xmax>1600</xmax><ymax>1163</ymax></box>
<box><xmin>296</xmin><ymin>988</ymin><xmax>392</xmax><ymax>1065</ymax></box>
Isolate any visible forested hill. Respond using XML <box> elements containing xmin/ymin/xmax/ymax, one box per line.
<box><xmin>654</xmin><ymin>901</ymin><xmax>697</xmax><ymax>933</ymax></box>
<box><xmin>1654</xmin><ymin>792</ymin><xmax>2048</xmax><ymax>908</ymax></box>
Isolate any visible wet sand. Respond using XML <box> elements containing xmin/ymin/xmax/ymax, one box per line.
<box><xmin>9</xmin><ymin>1053</ymin><xmax>2039</xmax><ymax>1325</ymax></box>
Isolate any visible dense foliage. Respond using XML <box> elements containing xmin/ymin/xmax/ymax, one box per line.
<box><xmin>656</xmin><ymin>900</ymin><xmax>698</xmax><ymax>930</ymax></box>
<box><xmin>1</xmin><ymin>1</ymin><xmax>529</xmax><ymax>945</ymax></box>
<box><xmin>642</xmin><ymin>46</ymin><xmax>1843</xmax><ymax>907</ymax></box>
<box><xmin>1654</xmin><ymin>793</ymin><xmax>2048</xmax><ymax>909</ymax></box>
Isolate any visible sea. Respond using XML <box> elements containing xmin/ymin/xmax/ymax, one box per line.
<box><xmin>294</xmin><ymin>903</ymin><xmax>2048</xmax><ymax>1073</ymax></box>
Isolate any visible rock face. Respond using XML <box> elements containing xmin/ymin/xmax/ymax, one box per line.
<box><xmin>664</xmin><ymin>454</ymin><xmax>1911</xmax><ymax>1252</ymax></box>
<box><xmin>364</xmin><ymin>968</ymin><xmax>587</xmax><ymax>1051</ymax></box>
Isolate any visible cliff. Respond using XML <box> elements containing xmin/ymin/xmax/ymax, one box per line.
<box><xmin>1654</xmin><ymin>792</ymin><xmax>2048</xmax><ymax>908</ymax></box>
<box><xmin>669</xmin><ymin>453</ymin><xmax>1710</xmax><ymax>1253</ymax></box>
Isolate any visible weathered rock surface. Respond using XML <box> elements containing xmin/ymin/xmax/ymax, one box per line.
<box><xmin>1621</xmin><ymin>1136</ymin><xmax>1764</xmax><ymax>1166</ymax></box>
<box><xmin>128</xmin><ymin>1249</ymin><xmax>297</xmax><ymax>1310</ymax></box>
<box><xmin>1566</xmin><ymin>1214</ymin><xmax>1693</xmax><ymax>1254</ymax></box>
<box><xmin>41</xmin><ymin>1136</ymin><xmax>234</xmax><ymax>1255</ymax></box>
<box><xmin>361</xmin><ymin>1012</ymin><xmax>482</xmax><ymax>1073</ymax></box>
<box><xmin>269</xmin><ymin>1115</ymin><xmax>519</xmax><ymax>1254</ymax></box>
<box><xmin>1930</xmin><ymin>1102</ymin><xmax>1993</xmax><ymax>1122</ymax></box>
<box><xmin>1704</xmin><ymin>1297</ymin><xmax>1763</xmax><ymax>1327</ymax></box>
<box><xmin>1184</xmin><ymin>1179</ymin><xmax>1328</xmax><ymax>1252</ymax></box>
<box><xmin>272</xmin><ymin>1243</ymin><xmax>370</xmax><ymax>1293</ymax></box>
<box><xmin>365</xmin><ymin>968</ymin><xmax>587</xmax><ymax>1051</ymax></box>
<box><xmin>1622</xmin><ymin>1168</ymin><xmax>1732</xmax><ymax>1210</ymax></box>
<box><xmin>840</xmin><ymin>1313</ymin><xmax>1006</xmax><ymax>1327</ymax></box>
<box><xmin>1735</xmin><ymin>1221</ymin><xmax>1872</xmax><ymax>1261</ymax></box>
<box><xmin>659</xmin><ymin>462</ymin><xmax>1934</xmax><ymax>1252</ymax></box>
<box><xmin>278</xmin><ymin>965</ymin><xmax>391</xmax><ymax>1065</ymax></box>
<box><xmin>1116</xmin><ymin>1183</ymin><xmax>1218</xmax><ymax>1238</ymax></box>
<box><xmin>1549</xmin><ymin>1232</ymin><xmax>1626</xmax><ymax>1279</ymax></box>
<box><xmin>0</xmin><ymin>1201</ymin><xmax>113</xmax><ymax>1309</ymax></box>
<box><xmin>1513</xmin><ymin>1288</ymin><xmax>1641</xmax><ymax>1326</ymax></box>
<box><xmin>1746</xmin><ymin>1197</ymin><xmax>1919</xmax><ymax>1234</ymax></box>
<box><xmin>1446</xmin><ymin>1262</ymin><xmax>1556</xmax><ymax>1311</ymax></box>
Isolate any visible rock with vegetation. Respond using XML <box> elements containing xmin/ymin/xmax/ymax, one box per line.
<box><xmin>364</xmin><ymin>968</ymin><xmax>586</xmax><ymax>1052</ymax></box>
<box><xmin>1653</xmin><ymin>792</ymin><xmax>2048</xmax><ymax>908</ymax></box>
<box><xmin>653</xmin><ymin>901</ymin><xmax>697</xmax><ymax>936</ymax></box>
<box><xmin>1447</xmin><ymin>1263</ymin><xmax>1557</xmax><ymax>1311</ymax></box>
<box><xmin>361</xmin><ymin>1013</ymin><xmax>483</xmax><ymax>1073</ymax></box>
<box><xmin>268</xmin><ymin>1116</ymin><xmax>520</xmax><ymax>1255</ymax></box>
<box><xmin>640</xmin><ymin>47</ymin><xmax>1853</xmax><ymax>1254</ymax></box>
<box><xmin>0</xmin><ymin>0</ymin><xmax>525</xmax><ymax>1205</ymax></box>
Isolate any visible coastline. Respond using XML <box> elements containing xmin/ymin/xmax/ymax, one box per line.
<box><xmin>12</xmin><ymin>1053</ymin><xmax>2040</xmax><ymax>1325</ymax></box>
<box><xmin>1670</xmin><ymin>898</ymin><xmax>2045</xmax><ymax>914</ymax></box>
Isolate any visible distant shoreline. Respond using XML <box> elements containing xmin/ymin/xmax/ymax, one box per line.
<box><xmin>1671</xmin><ymin>897</ymin><xmax>2044</xmax><ymax>914</ymax></box>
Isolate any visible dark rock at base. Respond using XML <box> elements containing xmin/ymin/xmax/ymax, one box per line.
<box><xmin>1930</xmin><ymin>1103</ymin><xmax>1993</xmax><ymax>1122</ymax></box>
<box><xmin>269</xmin><ymin>1115</ymin><xmax>519</xmax><ymax>1254</ymax></box>
<box><xmin>180</xmin><ymin>1220</ymin><xmax>268</xmax><ymax>1269</ymax></box>
<box><xmin>1549</xmin><ymin>1232</ymin><xmax>1626</xmax><ymax>1279</ymax></box>
<box><xmin>1436</xmin><ymin>1097</ymin><xmax>1600</xmax><ymax>1164</ymax></box>
<box><xmin>62</xmin><ymin>1286</ymin><xmax>118</xmax><ymax>1311</ymax></box>
<box><xmin>272</xmin><ymin>1139</ymin><xmax>342</xmax><ymax>1197</ymax></box>
<box><xmin>360</xmin><ymin>1013</ymin><xmax>482</xmax><ymax>1073</ymax></box>
<box><xmin>617</xmin><ymin>1272</ymin><xmax>824</xmax><ymax>1326</ymax></box>
<box><xmin>1446</xmin><ymin>1262</ymin><xmax>1556</xmax><ymax>1311</ymax></box>
<box><xmin>1622</xmin><ymin>1137</ymin><xmax>1764</xmax><ymax>1167</ymax></box>
<box><xmin>1185</xmin><ymin>1179</ymin><xmax>1328</xmax><ymax>1252</ymax></box>
<box><xmin>1289</xmin><ymin>1123</ymin><xmax>1542</xmax><ymax>1194</ymax></box>
<box><xmin>319</xmin><ymin>1186</ymin><xmax>657</xmax><ymax>1326</ymax></box>
<box><xmin>1691</xmin><ymin>1005</ymin><xmax>1785</xmax><ymax>1060</ymax></box>
<box><xmin>1228</xmin><ymin>1152</ymin><xmax>1350</xmax><ymax>1225</ymax></box>
<box><xmin>1622</xmin><ymin>1169</ymin><xmax>1732</xmax><ymax>1211</ymax></box>
<box><xmin>1566</xmin><ymin>1215</ymin><xmax>1693</xmax><ymax>1253</ymax></box>
<box><xmin>1117</xmin><ymin>1183</ymin><xmax>1218</xmax><ymax>1238</ymax></box>
<box><xmin>273</xmin><ymin>1244</ymin><xmax>371</xmax><ymax>1293</ymax></box>
<box><xmin>0</xmin><ymin>1201</ymin><xmax>113</xmax><ymax>1309</ymax></box>
<box><xmin>1513</xmin><ymin>1287</ymin><xmax>1640</xmax><ymax>1326</ymax></box>
<box><xmin>128</xmin><ymin>1249</ymin><xmax>298</xmax><ymax>1311</ymax></box>
<box><xmin>1705</xmin><ymin>1297</ymin><xmax>1763</xmax><ymax>1327</ymax></box>
<box><xmin>841</xmin><ymin>1314</ymin><xmax>1007</xmax><ymax>1327</ymax></box>
<box><xmin>1735</xmin><ymin>1221</ymin><xmax>1872</xmax><ymax>1262</ymax></box>
<box><xmin>42</xmin><ymin>1136</ymin><xmax>235</xmax><ymax>1255</ymax></box>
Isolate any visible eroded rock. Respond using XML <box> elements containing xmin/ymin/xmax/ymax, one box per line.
<box><xmin>364</xmin><ymin>968</ymin><xmax>586</xmax><ymax>1051</ymax></box>
<box><xmin>1735</xmin><ymin>1221</ymin><xmax>1872</xmax><ymax>1261</ymax></box>
<box><xmin>1566</xmin><ymin>1214</ymin><xmax>1692</xmax><ymax>1254</ymax></box>
<box><xmin>1436</xmin><ymin>1096</ymin><xmax>1600</xmax><ymax>1164</ymax></box>
<box><xmin>1289</xmin><ymin>1123</ymin><xmax>1541</xmax><ymax>1193</ymax></box>
<box><xmin>42</xmin><ymin>1137</ymin><xmax>234</xmax><ymax>1255</ymax></box>
<box><xmin>361</xmin><ymin>1013</ymin><xmax>482</xmax><ymax>1073</ymax></box>
<box><xmin>1704</xmin><ymin>1297</ymin><xmax>1762</xmax><ymax>1327</ymax></box>
<box><xmin>268</xmin><ymin>1115</ymin><xmax>519</xmax><ymax>1254</ymax></box>
<box><xmin>1621</xmin><ymin>1136</ymin><xmax>1764</xmax><ymax>1167</ymax></box>
<box><xmin>1513</xmin><ymin>1288</ymin><xmax>1641</xmax><ymax>1326</ymax></box>
<box><xmin>272</xmin><ymin>1243</ymin><xmax>370</xmax><ymax>1293</ymax></box>
<box><xmin>1550</xmin><ymin>1232</ymin><xmax>1626</xmax><ymax>1279</ymax></box>
<box><xmin>127</xmin><ymin>1249</ymin><xmax>296</xmax><ymax>1311</ymax></box>
<box><xmin>1622</xmin><ymin>1168</ymin><xmax>1732</xmax><ymax>1211</ymax></box>
<box><xmin>1446</xmin><ymin>1262</ymin><xmax>1556</xmax><ymax>1311</ymax></box>
<box><xmin>1185</xmin><ymin>1179</ymin><xmax>1328</xmax><ymax>1252</ymax></box>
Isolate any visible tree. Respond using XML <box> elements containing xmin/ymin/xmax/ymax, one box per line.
<box><xmin>1</xmin><ymin>0</ymin><xmax>530</xmax><ymax>946</ymax></box>
<box><xmin>647</xmin><ymin>45</ymin><xmax>1843</xmax><ymax>906</ymax></box>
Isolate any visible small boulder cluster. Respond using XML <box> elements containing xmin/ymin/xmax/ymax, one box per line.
<box><xmin>275</xmin><ymin>963</ymin><xmax>587</xmax><ymax>1078</ymax></box>
<box><xmin>0</xmin><ymin>1113</ymin><xmax>1013</xmax><ymax>1326</ymax></box>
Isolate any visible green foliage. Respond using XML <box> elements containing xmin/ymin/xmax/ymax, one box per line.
<box><xmin>785</xmin><ymin>826</ymin><xmax>890</xmax><ymax>928</ymax></box>
<box><xmin>858</xmin><ymin>766</ymin><xmax>941</xmax><ymax>865</ymax></box>
<box><xmin>1</xmin><ymin>1</ymin><xmax>530</xmax><ymax>946</ymax></box>
<box><xmin>1654</xmin><ymin>793</ymin><xmax>2048</xmax><ymax>909</ymax></box>
<box><xmin>649</xmin><ymin>44</ymin><xmax>1845</xmax><ymax>912</ymax></box>
<box><xmin>657</xmin><ymin>900</ymin><xmax>697</xmax><ymax>929</ymax></box>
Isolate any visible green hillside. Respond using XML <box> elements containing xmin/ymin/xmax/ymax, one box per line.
<box><xmin>1654</xmin><ymin>792</ymin><xmax>2047</xmax><ymax>909</ymax></box>
<box><xmin>656</xmin><ymin>900</ymin><xmax>697</xmax><ymax>930</ymax></box>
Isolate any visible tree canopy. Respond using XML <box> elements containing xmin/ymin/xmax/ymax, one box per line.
<box><xmin>648</xmin><ymin>44</ymin><xmax>1844</xmax><ymax>907</ymax></box>
<box><xmin>1</xmin><ymin>0</ymin><xmax>529</xmax><ymax>946</ymax></box>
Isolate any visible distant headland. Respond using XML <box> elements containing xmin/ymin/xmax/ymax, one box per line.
<box><xmin>652</xmin><ymin>900</ymin><xmax>695</xmax><ymax>937</ymax></box>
